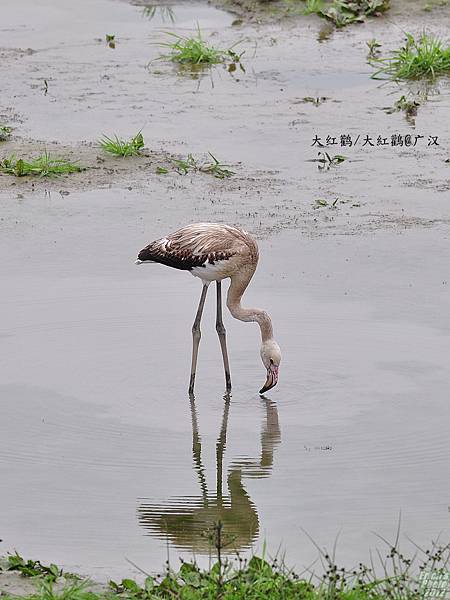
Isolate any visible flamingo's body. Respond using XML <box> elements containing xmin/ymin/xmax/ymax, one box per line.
<box><xmin>136</xmin><ymin>223</ymin><xmax>281</xmax><ymax>394</ymax></box>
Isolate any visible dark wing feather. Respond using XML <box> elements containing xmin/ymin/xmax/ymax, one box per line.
<box><xmin>137</xmin><ymin>223</ymin><xmax>240</xmax><ymax>271</ymax></box>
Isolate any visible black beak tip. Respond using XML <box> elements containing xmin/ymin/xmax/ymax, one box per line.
<box><xmin>259</xmin><ymin>381</ymin><xmax>277</xmax><ymax>394</ymax></box>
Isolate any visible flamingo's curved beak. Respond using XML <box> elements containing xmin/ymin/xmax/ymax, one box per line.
<box><xmin>259</xmin><ymin>364</ymin><xmax>279</xmax><ymax>394</ymax></box>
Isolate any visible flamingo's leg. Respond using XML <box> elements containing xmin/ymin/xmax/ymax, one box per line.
<box><xmin>189</xmin><ymin>284</ymin><xmax>209</xmax><ymax>394</ymax></box>
<box><xmin>216</xmin><ymin>281</ymin><xmax>232</xmax><ymax>392</ymax></box>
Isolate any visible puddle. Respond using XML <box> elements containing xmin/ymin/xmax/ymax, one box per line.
<box><xmin>1</xmin><ymin>0</ymin><xmax>448</xmax><ymax>189</ymax></box>
<box><xmin>1</xmin><ymin>189</ymin><xmax>450</xmax><ymax>577</ymax></box>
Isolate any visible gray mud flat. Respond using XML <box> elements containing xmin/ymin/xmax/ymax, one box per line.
<box><xmin>0</xmin><ymin>0</ymin><xmax>450</xmax><ymax>583</ymax></box>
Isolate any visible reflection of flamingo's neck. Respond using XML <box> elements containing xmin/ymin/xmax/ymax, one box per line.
<box><xmin>227</xmin><ymin>469</ymin><xmax>258</xmax><ymax>531</ymax></box>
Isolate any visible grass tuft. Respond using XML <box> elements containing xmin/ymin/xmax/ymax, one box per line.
<box><xmin>2</xmin><ymin>531</ymin><xmax>450</xmax><ymax>600</ymax></box>
<box><xmin>169</xmin><ymin>152</ymin><xmax>235</xmax><ymax>179</ymax></box>
<box><xmin>200</xmin><ymin>152</ymin><xmax>235</xmax><ymax>179</ymax></box>
<box><xmin>0</xmin><ymin>125</ymin><xmax>12</xmax><ymax>141</ymax></box>
<box><xmin>313</xmin><ymin>152</ymin><xmax>347</xmax><ymax>170</ymax></box>
<box><xmin>303</xmin><ymin>0</ymin><xmax>390</xmax><ymax>27</ymax></box>
<box><xmin>159</xmin><ymin>30</ymin><xmax>225</xmax><ymax>64</ymax></box>
<box><xmin>383</xmin><ymin>94</ymin><xmax>421</xmax><ymax>123</ymax></box>
<box><xmin>142</xmin><ymin>5</ymin><xmax>175</xmax><ymax>22</ymax></box>
<box><xmin>98</xmin><ymin>132</ymin><xmax>145</xmax><ymax>157</ymax></box>
<box><xmin>0</xmin><ymin>152</ymin><xmax>83</xmax><ymax>177</ymax></box>
<box><xmin>303</xmin><ymin>0</ymin><xmax>325</xmax><ymax>14</ymax></box>
<box><xmin>370</xmin><ymin>32</ymin><xmax>450</xmax><ymax>80</ymax></box>
<box><xmin>366</xmin><ymin>38</ymin><xmax>382</xmax><ymax>58</ymax></box>
<box><xmin>105</xmin><ymin>34</ymin><xmax>116</xmax><ymax>49</ymax></box>
<box><xmin>31</xmin><ymin>579</ymin><xmax>93</xmax><ymax>600</ymax></box>
<box><xmin>158</xmin><ymin>28</ymin><xmax>244</xmax><ymax>70</ymax></box>
<box><xmin>6</xmin><ymin>552</ymin><xmax>62</xmax><ymax>582</ymax></box>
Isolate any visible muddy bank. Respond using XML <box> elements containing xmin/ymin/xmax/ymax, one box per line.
<box><xmin>0</xmin><ymin>559</ymin><xmax>107</xmax><ymax>596</ymax></box>
<box><xmin>0</xmin><ymin>140</ymin><xmax>174</xmax><ymax>193</ymax></box>
<box><xmin>128</xmin><ymin>0</ymin><xmax>450</xmax><ymax>24</ymax></box>
<box><xmin>1</xmin><ymin>0</ymin><xmax>449</xmax><ymax>240</ymax></box>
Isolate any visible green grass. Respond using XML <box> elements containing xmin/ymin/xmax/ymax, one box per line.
<box><xmin>366</xmin><ymin>38</ymin><xmax>382</xmax><ymax>58</ymax></box>
<box><xmin>423</xmin><ymin>0</ymin><xmax>448</xmax><ymax>10</ymax></box>
<box><xmin>169</xmin><ymin>152</ymin><xmax>235</xmax><ymax>179</ymax></box>
<box><xmin>301</xmin><ymin>96</ymin><xmax>328</xmax><ymax>106</ymax></box>
<box><xmin>0</xmin><ymin>125</ymin><xmax>12</xmax><ymax>141</ymax></box>
<box><xmin>303</xmin><ymin>0</ymin><xmax>325</xmax><ymax>15</ymax></box>
<box><xmin>105</xmin><ymin>34</ymin><xmax>116</xmax><ymax>49</ymax></box>
<box><xmin>98</xmin><ymin>132</ymin><xmax>144</xmax><ymax>157</ymax></box>
<box><xmin>0</xmin><ymin>152</ymin><xmax>83</xmax><ymax>177</ymax></box>
<box><xmin>314</xmin><ymin>152</ymin><xmax>347</xmax><ymax>169</ymax></box>
<box><xmin>370</xmin><ymin>32</ymin><xmax>450</xmax><ymax>80</ymax></box>
<box><xmin>199</xmin><ymin>152</ymin><xmax>235</xmax><ymax>179</ymax></box>
<box><xmin>384</xmin><ymin>95</ymin><xmax>421</xmax><ymax>122</ymax></box>
<box><xmin>5</xmin><ymin>553</ymin><xmax>62</xmax><ymax>582</ymax></box>
<box><xmin>158</xmin><ymin>28</ymin><xmax>243</xmax><ymax>67</ymax></box>
<box><xmin>159</xmin><ymin>30</ymin><xmax>225</xmax><ymax>64</ymax></box>
<box><xmin>2</xmin><ymin>530</ymin><xmax>450</xmax><ymax>600</ymax></box>
<box><xmin>302</xmin><ymin>0</ymin><xmax>390</xmax><ymax>27</ymax></box>
<box><xmin>142</xmin><ymin>5</ymin><xmax>175</xmax><ymax>22</ymax></box>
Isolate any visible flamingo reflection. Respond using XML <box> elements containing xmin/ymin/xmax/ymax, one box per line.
<box><xmin>138</xmin><ymin>395</ymin><xmax>281</xmax><ymax>553</ymax></box>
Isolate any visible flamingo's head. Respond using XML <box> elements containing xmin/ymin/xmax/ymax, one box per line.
<box><xmin>259</xmin><ymin>340</ymin><xmax>281</xmax><ymax>394</ymax></box>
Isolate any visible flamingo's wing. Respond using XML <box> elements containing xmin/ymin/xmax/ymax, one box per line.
<box><xmin>137</xmin><ymin>223</ymin><xmax>241</xmax><ymax>271</ymax></box>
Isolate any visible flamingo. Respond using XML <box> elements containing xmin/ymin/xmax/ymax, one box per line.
<box><xmin>135</xmin><ymin>222</ymin><xmax>281</xmax><ymax>394</ymax></box>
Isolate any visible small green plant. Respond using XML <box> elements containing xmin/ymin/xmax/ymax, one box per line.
<box><xmin>423</xmin><ymin>0</ymin><xmax>448</xmax><ymax>10</ymax></box>
<box><xmin>31</xmin><ymin>578</ymin><xmax>93</xmax><ymax>600</ymax></box>
<box><xmin>159</xmin><ymin>31</ymin><xmax>224</xmax><ymax>65</ymax></box>
<box><xmin>99</xmin><ymin>132</ymin><xmax>144</xmax><ymax>157</ymax></box>
<box><xmin>142</xmin><ymin>5</ymin><xmax>175</xmax><ymax>22</ymax></box>
<box><xmin>384</xmin><ymin>95</ymin><xmax>421</xmax><ymax>122</ymax></box>
<box><xmin>314</xmin><ymin>198</ymin><xmax>340</xmax><ymax>208</ymax></box>
<box><xmin>0</xmin><ymin>152</ymin><xmax>82</xmax><ymax>177</ymax></box>
<box><xmin>170</xmin><ymin>152</ymin><xmax>235</xmax><ymax>179</ymax></box>
<box><xmin>371</xmin><ymin>32</ymin><xmax>450</xmax><ymax>80</ymax></box>
<box><xmin>6</xmin><ymin>552</ymin><xmax>62</xmax><ymax>581</ymax></box>
<box><xmin>394</xmin><ymin>95</ymin><xmax>420</xmax><ymax>117</ymax></box>
<box><xmin>303</xmin><ymin>0</ymin><xmax>390</xmax><ymax>27</ymax></box>
<box><xmin>157</xmin><ymin>153</ymin><xmax>235</xmax><ymax>178</ymax></box>
<box><xmin>158</xmin><ymin>28</ymin><xmax>243</xmax><ymax>69</ymax></box>
<box><xmin>227</xmin><ymin>49</ymin><xmax>246</xmax><ymax>73</ymax></box>
<box><xmin>302</xmin><ymin>96</ymin><xmax>328</xmax><ymax>106</ymax></box>
<box><xmin>366</xmin><ymin>38</ymin><xmax>382</xmax><ymax>58</ymax></box>
<box><xmin>200</xmin><ymin>152</ymin><xmax>235</xmax><ymax>179</ymax></box>
<box><xmin>303</xmin><ymin>0</ymin><xmax>324</xmax><ymax>14</ymax></box>
<box><xmin>105</xmin><ymin>34</ymin><xmax>115</xmax><ymax>49</ymax></box>
<box><xmin>2</xmin><ymin>531</ymin><xmax>450</xmax><ymax>600</ymax></box>
<box><xmin>315</xmin><ymin>152</ymin><xmax>347</xmax><ymax>169</ymax></box>
<box><xmin>0</xmin><ymin>125</ymin><xmax>12</xmax><ymax>141</ymax></box>
<box><xmin>173</xmin><ymin>153</ymin><xmax>197</xmax><ymax>175</ymax></box>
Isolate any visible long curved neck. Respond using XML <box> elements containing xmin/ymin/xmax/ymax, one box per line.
<box><xmin>226</xmin><ymin>270</ymin><xmax>274</xmax><ymax>343</ymax></box>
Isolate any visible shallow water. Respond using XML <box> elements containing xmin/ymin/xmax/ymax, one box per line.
<box><xmin>1</xmin><ymin>0</ymin><xmax>450</xmax><ymax>581</ymax></box>
<box><xmin>1</xmin><ymin>190</ymin><xmax>450</xmax><ymax>578</ymax></box>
